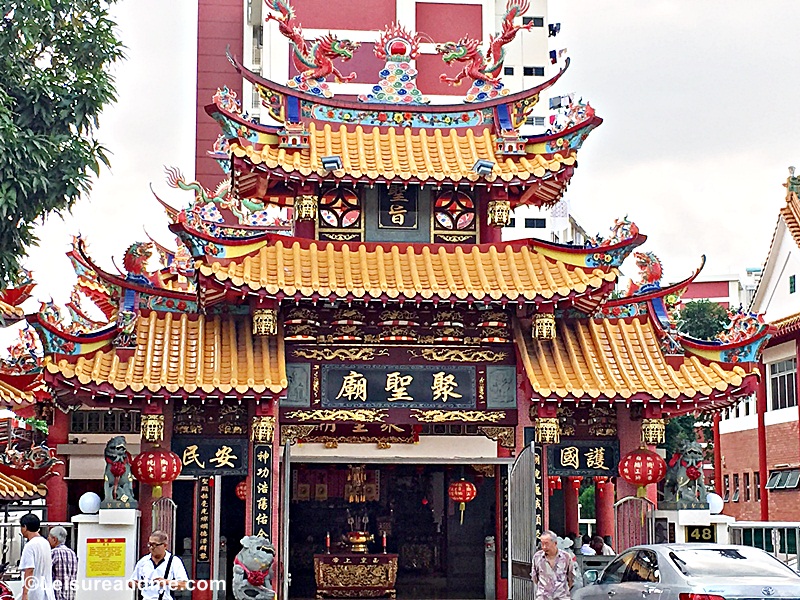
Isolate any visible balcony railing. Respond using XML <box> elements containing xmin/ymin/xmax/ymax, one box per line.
<box><xmin>729</xmin><ymin>521</ymin><xmax>800</xmax><ymax>571</ymax></box>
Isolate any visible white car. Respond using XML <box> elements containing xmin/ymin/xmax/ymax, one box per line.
<box><xmin>574</xmin><ymin>544</ymin><xmax>800</xmax><ymax>600</ymax></box>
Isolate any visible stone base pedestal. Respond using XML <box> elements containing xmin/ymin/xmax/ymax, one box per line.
<box><xmin>653</xmin><ymin>508</ymin><xmax>734</xmax><ymax>545</ymax></box>
<box><xmin>72</xmin><ymin>509</ymin><xmax>141</xmax><ymax>600</ymax></box>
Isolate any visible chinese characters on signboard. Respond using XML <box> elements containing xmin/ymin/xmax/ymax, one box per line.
<box><xmin>172</xmin><ymin>437</ymin><xmax>249</xmax><ymax>476</ymax></box>
<box><xmin>85</xmin><ymin>538</ymin><xmax>126</xmax><ymax>578</ymax></box>
<box><xmin>534</xmin><ymin>445</ymin><xmax>543</xmax><ymax>540</ymax></box>
<box><xmin>378</xmin><ymin>184</ymin><xmax>418</xmax><ymax>229</ymax></box>
<box><xmin>322</xmin><ymin>364</ymin><xmax>476</xmax><ymax>408</ymax></box>
<box><xmin>252</xmin><ymin>444</ymin><xmax>272</xmax><ymax>539</ymax></box>
<box><xmin>196</xmin><ymin>476</ymin><xmax>212</xmax><ymax>577</ymax></box>
<box><xmin>546</xmin><ymin>440</ymin><xmax>620</xmax><ymax>477</ymax></box>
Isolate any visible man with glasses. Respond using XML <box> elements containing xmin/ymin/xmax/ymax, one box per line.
<box><xmin>128</xmin><ymin>531</ymin><xmax>188</xmax><ymax>600</ymax></box>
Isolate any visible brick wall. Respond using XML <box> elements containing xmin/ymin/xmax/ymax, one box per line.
<box><xmin>720</xmin><ymin>421</ymin><xmax>800</xmax><ymax>520</ymax></box>
<box><xmin>718</xmin><ymin>428</ymin><xmax>761</xmax><ymax>520</ymax></box>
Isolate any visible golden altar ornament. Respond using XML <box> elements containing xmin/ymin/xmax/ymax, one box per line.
<box><xmin>344</xmin><ymin>531</ymin><xmax>374</xmax><ymax>554</ymax></box>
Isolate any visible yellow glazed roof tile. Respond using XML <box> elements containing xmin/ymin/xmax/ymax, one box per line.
<box><xmin>230</xmin><ymin>122</ymin><xmax>576</xmax><ymax>184</ymax></box>
<box><xmin>514</xmin><ymin>316</ymin><xmax>748</xmax><ymax>400</ymax></box>
<box><xmin>0</xmin><ymin>378</ymin><xmax>36</xmax><ymax>406</ymax></box>
<box><xmin>0</xmin><ymin>473</ymin><xmax>46</xmax><ymax>501</ymax></box>
<box><xmin>46</xmin><ymin>312</ymin><xmax>287</xmax><ymax>395</ymax></box>
<box><xmin>199</xmin><ymin>240</ymin><xmax>618</xmax><ymax>302</ymax></box>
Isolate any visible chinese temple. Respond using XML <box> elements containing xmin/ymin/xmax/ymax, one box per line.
<box><xmin>27</xmin><ymin>2</ymin><xmax>771</xmax><ymax>599</ymax></box>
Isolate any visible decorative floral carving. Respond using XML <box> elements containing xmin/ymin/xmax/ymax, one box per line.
<box><xmin>410</xmin><ymin>410</ymin><xmax>505</xmax><ymax>423</ymax></box>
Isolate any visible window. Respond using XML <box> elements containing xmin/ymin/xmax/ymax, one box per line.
<box><xmin>732</xmin><ymin>473</ymin><xmax>740</xmax><ymax>502</ymax></box>
<box><xmin>504</xmin><ymin>66</ymin><xmax>514</xmax><ymax>75</ymax></box>
<box><xmin>508</xmin><ymin>217</ymin><xmax>516</xmax><ymax>227</ymax></box>
<box><xmin>723</xmin><ymin>474</ymin><xmax>730</xmax><ymax>502</ymax></box>
<box><xmin>766</xmin><ymin>469</ymin><xmax>800</xmax><ymax>490</ymax></box>
<box><xmin>769</xmin><ymin>358</ymin><xmax>797</xmax><ymax>410</ymax></box>
<box><xmin>523</xmin><ymin>16</ymin><xmax>544</xmax><ymax>27</ymax></box>
<box><xmin>70</xmin><ymin>410</ymin><xmax>141</xmax><ymax>434</ymax></box>
<box><xmin>623</xmin><ymin>550</ymin><xmax>660</xmax><ymax>583</ymax></box>
<box><xmin>600</xmin><ymin>551</ymin><xmax>637</xmax><ymax>584</ymax></box>
<box><xmin>525</xmin><ymin>116</ymin><xmax>546</xmax><ymax>126</ymax></box>
<box><xmin>791</xmin><ymin>274</ymin><xmax>796</xmax><ymax>294</ymax></box>
<box><xmin>525</xmin><ymin>218</ymin><xmax>546</xmax><ymax>228</ymax></box>
<box><xmin>744</xmin><ymin>472</ymin><xmax>750</xmax><ymax>501</ymax></box>
<box><xmin>755</xmin><ymin>472</ymin><xmax>761</xmax><ymax>500</ymax></box>
<box><xmin>523</xmin><ymin>66</ymin><xmax>545</xmax><ymax>77</ymax></box>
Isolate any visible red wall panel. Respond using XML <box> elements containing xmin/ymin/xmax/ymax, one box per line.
<box><xmin>416</xmin><ymin>3</ymin><xmax>482</xmax><ymax>43</ymax></box>
<box><xmin>288</xmin><ymin>43</ymin><xmax>384</xmax><ymax>84</ymax></box>
<box><xmin>196</xmin><ymin>0</ymin><xmax>244</xmax><ymax>189</ymax></box>
<box><xmin>683</xmin><ymin>281</ymin><xmax>731</xmax><ymax>299</ymax></box>
<box><xmin>415</xmin><ymin>53</ymin><xmax>467</xmax><ymax>97</ymax></box>
<box><xmin>291</xmin><ymin>0</ymin><xmax>395</xmax><ymax>31</ymax></box>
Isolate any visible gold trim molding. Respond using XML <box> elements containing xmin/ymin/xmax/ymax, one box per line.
<box><xmin>285</xmin><ymin>409</ymin><xmax>388</xmax><ymax>422</ymax></box>
<box><xmin>293</xmin><ymin>348</ymin><xmax>389</xmax><ymax>361</ymax></box>
<box><xmin>410</xmin><ymin>409</ymin><xmax>506</xmax><ymax>423</ymax></box>
<box><xmin>478</xmin><ymin>426</ymin><xmax>515</xmax><ymax>448</ymax></box>
<box><xmin>281</xmin><ymin>425</ymin><xmax>317</xmax><ymax>445</ymax></box>
<box><xmin>408</xmin><ymin>348</ymin><xmax>508</xmax><ymax>363</ymax></box>
<box><xmin>251</xmin><ymin>416</ymin><xmax>276</xmax><ymax>443</ymax></box>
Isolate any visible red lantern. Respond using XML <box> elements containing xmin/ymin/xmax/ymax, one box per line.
<box><xmin>236</xmin><ymin>480</ymin><xmax>248</xmax><ymax>501</ymax></box>
<box><xmin>618</xmin><ymin>446</ymin><xmax>667</xmax><ymax>497</ymax></box>
<box><xmin>130</xmin><ymin>447</ymin><xmax>182</xmax><ymax>499</ymax></box>
<box><xmin>448</xmin><ymin>479</ymin><xmax>477</xmax><ymax>525</ymax></box>
<box><xmin>547</xmin><ymin>475</ymin><xmax>562</xmax><ymax>496</ymax></box>
<box><xmin>568</xmin><ymin>476</ymin><xmax>583</xmax><ymax>493</ymax></box>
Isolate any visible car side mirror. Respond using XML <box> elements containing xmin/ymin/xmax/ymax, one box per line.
<box><xmin>584</xmin><ymin>570</ymin><xmax>599</xmax><ymax>584</ymax></box>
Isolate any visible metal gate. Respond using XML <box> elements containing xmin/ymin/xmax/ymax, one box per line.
<box><xmin>280</xmin><ymin>441</ymin><xmax>291</xmax><ymax>600</ymax></box>
<box><xmin>152</xmin><ymin>497</ymin><xmax>177</xmax><ymax>549</ymax></box>
<box><xmin>614</xmin><ymin>496</ymin><xmax>655</xmax><ymax>551</ymax></box>
<box><xmin>509</xmin><ymin>444</ymin><xmax>536</xmax><ymax>600</ymax></box>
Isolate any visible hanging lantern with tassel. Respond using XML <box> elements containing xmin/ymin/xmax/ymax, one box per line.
<box><xmin>448</xmin><ymin>479</ymin><xmax>477</xmax><ymax>525</ymax></box>
<box><xmin>618</xmin><ymin>446</ymin><xmax>667</xmax><ymax>498</ymax></box>
<box><xmin>130</xmin><ymin>447</ymin><xmax>182</xmax><ymax>499</ymax></box>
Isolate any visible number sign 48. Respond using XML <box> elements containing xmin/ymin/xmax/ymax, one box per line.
<box><xmin>685</xmin><ymin>525</ymin><xmax>716</xmax><ymax>543</ymax></box>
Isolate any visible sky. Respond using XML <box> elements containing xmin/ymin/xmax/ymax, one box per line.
<box><xmin>18</xmin><ymin>0</ymin><xmax>800</xmax><ymax>311</ymax></box>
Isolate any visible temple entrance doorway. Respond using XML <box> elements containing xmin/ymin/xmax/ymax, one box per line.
<box><xmin>285</xmin><ymin>463</ymin><xmax>497</xmax><ymax>600</ymax></box>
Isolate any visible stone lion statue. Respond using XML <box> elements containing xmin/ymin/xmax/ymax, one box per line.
<box><xmin>233</xmin><ymin>535</ymin><xmax>276</xmax><ymax>600</ymax></box>
<box><xmin>101</xmin><ymin>436</ymin><xmax>137</xmax><ymax>508</ymax></box>
<box><xmin>663</xmin><ymin>440</ymin><xmax>708</xmax><ymax>506</ymax></box>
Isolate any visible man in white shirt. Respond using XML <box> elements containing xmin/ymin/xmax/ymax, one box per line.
<box><xmin>128</xmin><ymin>531</ymin><xmax>189</xmax><ymax>600</ymax></box>
<box><xmin>19</xmin><ymin>513</ymin><xmax>56</xmax><ymax>600</ymax></box>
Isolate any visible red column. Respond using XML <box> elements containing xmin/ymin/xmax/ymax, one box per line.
<box><xmin>594</xmin><ymin>477</ymin><xmax>615</xmax><ymax>539</ymax></box>
<box><xmin>713</xmin><ymin>413</ymin><xmax>722</xmax><ymax>495</ymax></box>
<box><xmin>564</xmin><ymin>476</ymin><xmax>581</xmax><ymax>535</ymax></box>
<box><xmin>756</xmin><ymin>362</ymin><xmax>769</xmax><ymax>520</ymax></box>
<box><xmin>616</xmin><ymin>406</ymin><xmax>640</xmax><ymax>499</ymax></box>
<box><xmin>46</xmin><ymin>409</ymin><xmax>69</xmax><ymax>523</ymax></box>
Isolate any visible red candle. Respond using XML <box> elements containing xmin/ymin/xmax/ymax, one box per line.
<box><xmin>326</xmin><ymin>531</ymin><xmax>331</xmax><ymax>553</ymax></box>
<box><xmin>382</xmin><ymin>531</ymin><xmax>387</xmax><ymax>553</ymax></box>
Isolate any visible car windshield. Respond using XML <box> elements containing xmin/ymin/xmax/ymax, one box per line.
<box><xmin>669</xmin><ymin>547</ymin><xmax>800</xmax><ymax>578</ymax></box>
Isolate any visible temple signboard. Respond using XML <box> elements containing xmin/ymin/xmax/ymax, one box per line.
<box><xmin>172</xmin><ymin>437</ymin><xmax>249</xmax><ymax>476</ymax></box>
<box><xmin>378</xmin><ymin>184</ymin><xmax>418</xmax><ymax>229</ymax></box>
<box><xmin>546</xmin><ymin>440</ymin><xmax>620</xmax><ymax>477</ymax></box>
<box><xmin>321</xmin><ymin>364</ymin><xmax>476</xmax><ymax>409</ymax></box>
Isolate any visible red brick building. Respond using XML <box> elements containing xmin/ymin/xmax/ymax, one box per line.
<box><xmin>716</xmin><ymin>172</ymin><xmax>800</xmax><ymax>521</ymax></box>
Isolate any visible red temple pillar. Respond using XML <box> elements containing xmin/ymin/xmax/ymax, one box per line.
<box><xmin>615</xmin><ymin>406</ymin><xmax>640</xmax><ymax>499</ymax></box>
<box><xmin>46</xmin><ymin>409</ymin><xmax>69</xmax><ymax>523</ymax></box>
<box><xmin>564</xmin><ymin>476</ymin><xmax>582</xmax><ymax>535</ymax></box>
<box><xmin>594</xmin><ymin>476</ymin><xmax>615</xmax><ymax>539</ymax></box>
<box><xmin>756</xmin><ymin>362</ymin><xmax>769</xmax><ymax>520</ymax></box>
<box><xmin>712</xmin><ymin>413</ymin><xmax>722</xmax><ymax>495</ymax></box>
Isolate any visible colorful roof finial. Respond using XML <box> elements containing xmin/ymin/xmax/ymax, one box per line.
<box><xmin>359</xmin><ymin>23</ymin><xmax>429</xmax><ymax>105</ymax></box>
<box><xmin>436</xmin><ymin>0</ymin><xmax>533</xmax><ymax>102</ymax></box>
<box><xmin>266</xmin><ymin>0</ymin><xmax>359</xmax><ymax>98</ymax></box>
<box><xmin>626</xmin><ymin>251</ymin><xmax>663</xmax><ymax>296</ymax></box>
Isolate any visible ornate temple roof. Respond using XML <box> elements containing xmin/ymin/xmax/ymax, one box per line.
<box><xmin>514</xmin><ymin>315</ymin><xmax>757</xmax><ymax>410</ymax></box>
<box><xmin>0</xmin><ymin>472</ymin><xmax>47</xmax><ymax>501</ymax></box>
<box><xmin>45</xmin><ymin>312</ymin><xmax>287</xmax><ymax>399</ymax></box>
<box><xmin>187</xmin><ymin>232</ymin><xmax>642</xmax><ymax>310</ymax></box>
<box><xmin>0</xmin><ymin>375</ymin><xmax>41</xmax><ymax>406</ymax></box>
